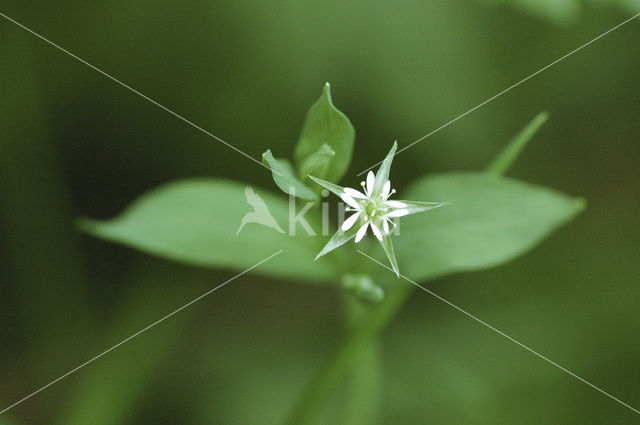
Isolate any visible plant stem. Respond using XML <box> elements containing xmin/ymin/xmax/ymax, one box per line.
<box><xmin>341</xmin><ymin>293</ymin><xmax>381</xmax><ymax>425</ymax></box>
<box><xmin>284</xmin><ymin>284</ymin><xmax>414</xmax><ymax>425</ymax></box>
<box><xmin>285</xmin><ymin>118</ymin><xmax>530</xmax><ymax>424</ymax></box>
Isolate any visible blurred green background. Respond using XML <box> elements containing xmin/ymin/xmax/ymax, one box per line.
<box><xmin>1</xmin><ymin>1</ymin><xmax>639</xmax><ymax>423</ymax></box>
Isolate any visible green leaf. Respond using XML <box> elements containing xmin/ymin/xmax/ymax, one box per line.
<box><xmin>294</xmin><ymin>83</ymin><xmax>355</xmax><ymax>183</ymax></box>
<box><xmin>378</xmin><ymin>233</ymin><xmax>400</xmax><ymax>277</ymax></box>
<box><xmin>398</xmin><ymin>172</ymin><xmax>585</xmax><ymax>281</ymax></box>
<box><xmin>262</xmin><ymin>150</ymin><xmax>318</xmax><ymax>200</ymax></box>
<box><xmin>395</xmin><ymin>200</ymin><xmax>449</xmax><ymax>215</ymax></box>
<box><xmin>308</xmin><ymin>175</ymin><xmax>344</xmax><ymax>197</ymax></box>
<box><xmin>299</xmin><ymin>143</ymin><xmax>335</xmax><ymax>180</ymax></box>
<box><xmin>487</xmin><ymin>112</ymin><xmax>549</xmax><ymax>175</ymax></box>
<box><xmin>78</xmin><ymin>179</ymin><xmax>335</xmax><ymax>283</ymax></box>
<box><xmin>315</xmin><ymin>223</ymin><xmax>360</xmax><ymax>260</ymax></box>
<box><xmin>372</xmin><ymin>141</ymin><xmax>397</xmax><ymax>197</ymax></box>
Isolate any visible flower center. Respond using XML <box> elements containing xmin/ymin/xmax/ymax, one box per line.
<box><xmin>365</xmin><ymin>202</ymin><xmax>377</xmax><ymax>217</ymax></box>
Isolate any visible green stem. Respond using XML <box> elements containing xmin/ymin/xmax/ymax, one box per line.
<box><xmin>341</xmin><ymin>293</ymin><xmax>381</xmax><ymax>425</ymax></box>
<box><xmin>285</xmin><ymin>112</ymin><xmax>534</xmax><ymax>424</ymax></box>
<box><xmin>284</xmin><ymin>284</ymin><xmax>414</xmax><ymax>425</ymax></box>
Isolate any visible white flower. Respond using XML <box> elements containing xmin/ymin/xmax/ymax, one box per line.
<box><xmin>339</xmin><ymin>171</ymin><xmax>408</xmax><ymax>242</ymax></box>
<box><xmin>309</xmin><ymin>141</ymin><xmax>449</xmax><ymax>277</ymax></box>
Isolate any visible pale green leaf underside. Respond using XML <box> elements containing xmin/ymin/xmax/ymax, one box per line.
<box><xmin>78</xmin><ymin>179</ymin><xmax>335</xmax><ymax>283</ymax></box>
<box><xmin>397</xmin><ymin>172</ymin><xmax>585</xmax><ymax>281</ymax></box>
<box><xmin>262</xmin><ymin>150</ymin><xmax>318</xmax><ymax>200</ymax></box>
<box><xmin>294</xmin><ymin>83</ymin><xmax>355</xmax><ymax>183</ymax></box>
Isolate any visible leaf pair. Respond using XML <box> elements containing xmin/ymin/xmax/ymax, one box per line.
<box><xmin>262</xmin><ymin>83</ymin><xmax>355</xmax><ymax>201</ymax></box>
<box><xmin>78</xmin><ymin>98</ymin><xmax>584</xmax><ymax>288</ymax></box>
<box><xmin>78</xmin><ymin>171</ymin><xmax>584</xmax><ymax>285</ymax></box>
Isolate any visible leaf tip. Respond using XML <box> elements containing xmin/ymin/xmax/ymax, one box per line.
<box><xmin>573</xmin><ymin>197</ymin><xmax>587</xmax><ymax>212</ymax></box>
<box><xmin>322</xmin><ymin>82</ymin><xmax>332</xmax><ymax>101</ymax></box>
<box><xmin>388</xmin><ymin>263</ymin><xmax>400</xmax><ymax>278</ymax></box>
<box><xmin>74</xmin><ymin>216</ymin><xmax>95</xmax><ymax>233</ymax></box>
<box><xmin>314</xmin><ymin>250</ymin><xmax>327</xmax><ymax>261</ymax></box>
<box><xmin>537</xmin><ymin>110</ymin><xmax>550</xmax><ymax>122</ymax></box>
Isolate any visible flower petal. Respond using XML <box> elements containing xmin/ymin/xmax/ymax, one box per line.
<box><xmin>386</xmin><ymin>209</ymin><xmax>409</xmax><ymax>218</ymax></box>
<box><xmin>382</xmin><ymin>218</ymin><xmax>390</xmax><ymax>234</ymax></box>
<box><xmin>381</xmin><ymin>180</ymin><xmax>391</xmax><ymax>199</ymax></box>
<box><xmin>341</xmin><ymin>212</ymin><xmax>361</xmax><ymax>231</ymax></box>
<box><xmin>340</xmin><ymin>193</ymin><xmax>360</xmax><ymax>209</ymax></box>
<box><xmin>385</xmin><ymin>200</ymin><xmax>407</xmax><ymax>208</ymax></box>
<box><xmin>366</xmin><ymin>171</ymin><xmax>375</xmax><ymax>197</ymax></box>
<box><xmin>354</xmin><ymin>222</ymin><xmax>369</xmax><ymax>243</ymax></box>
<box><xmin>343</xmin><ymin>187</ymin><xmax>367</xmax><ymax>199</ymax></box>
<box><xmin>370</xmin><ymin>221</ymin><xmax>383</xmax><ymax>241</ymax></box>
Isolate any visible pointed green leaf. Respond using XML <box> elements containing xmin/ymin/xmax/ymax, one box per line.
<box><xmin>315</xmin><ymin>224</ymin><xmax>360</xmax><ymax>260</ymax></box>
<box><xmin>378</xmin><ymin>233</ymin><xmax>400</xmax><ymax>277</ymax></box>
<box><xmin>395</xmin><ymin>200</ymin><xmax>450</xmax><ymax>215</ymax></box>
<box><xmin>294</xmin><ymin>83</ymin><xmax>355</xmax><ymax>183</ymax></box>
<box><xmin>298</xmin><ymin>143</ymin><xmax>336</xmax><ymax>180</ymax></box>
<box><xmin>78</xmin><ymin>179</ymin><xmax>336</xmax><ymax>283</ymax></box>
<box><xmin>372</xmin><ymin>141</ymin><xmax>398</xmax><ymax>196</ymax></box>
<box><xmin>487</xmin><ymin>112</ymin><xmax>549</xmax><ymax>175</ymax></box>
<box><xmin>398</xmin><ymin>172</ymin><xmax>585</xmax><ymax>281</ymax></box>
<box><xmin>308</xmin><ymin>175</ymin><xmax>344</xmax><ymax>197</ymax></box>
<box><xmin>262</xmin><ymin>149</ymin><xmax>318</xmax><ymax>200</ymax></box>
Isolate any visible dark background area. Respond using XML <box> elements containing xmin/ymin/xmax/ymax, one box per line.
<box><xmin>1</xmin><ymin>1</ymin><xmax>639</xmax><ymax>423</ymax></box>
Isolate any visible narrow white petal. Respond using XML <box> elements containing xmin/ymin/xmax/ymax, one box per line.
<box><xmin>381</xmin><ymin>180</ymin><xmax>391</xmax><ymax>199</ymax></box>
<box><xmin>340</xmin><ymin>193</ymin><xmax>360</xmax><ymax>209</ymax></box>
<box><xmin>354</xmin><ymin>222</ymin><xmax>369</xmax><ymax>243</ymax></box>
<box><xmin>366</xmin><ymin>171</ymin><xmax>375</xmax><ymax>196</ymax></box>
<box><xmin>343</xmin><ymin>187</ymin><xmax>367</xmax><ymax>199</ymax></box>
<box><xmin>385</xmin><ymin>200</ymin><xmax>407</xmax><ymax>208</ymax></box>
<box><xmin>370</xmin><ymin>221</ymin><xmax>383</xmax><ymax>241</ymax></box>
<box><xmin>341</xmin><ymin>212</ymin><xmax>361</xmax><ymax>231</ymax></box>
<box><xmin>382</xmin><ymin>218</ymin><xmax>390</xmax><ymax>234</ymax></box>
<box><xmin>386</xmin><ymin>209</ymin><xmax>409</xmax><ymax>218</ymax></box>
